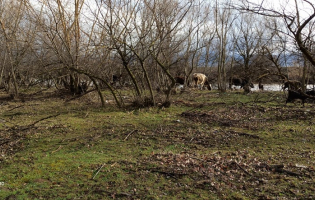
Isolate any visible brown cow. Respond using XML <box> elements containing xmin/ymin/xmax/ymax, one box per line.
<box><xmin>193</xmin><ymin>73</ymin><xmax>212</xmax><ymax>90</ymax></box>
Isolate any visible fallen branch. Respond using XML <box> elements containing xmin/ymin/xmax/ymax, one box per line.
<box><xmin>124</xmin><ymin>130</ymin><xmax>138</xmax><ymax>141</ymax></box>
<box><xmin>268</xmin><ymin>164</ymin><xmax>284</xmax><ymax>170</ymax></box>
<box><xmin>7</xmin><ymin>105</ymin><xmax>24</xmax><ymax>112</ymax></box>
<box><xmin>229</xmin><ymin>130</ymin><xmax>260</xmax><ymax>139</ymax></box>
<box><xmin>65</xmin><ymin>89</ymin><xmax>97</xmax><ymax>102</ymax></box>
<box><xmin>52</xmin><ymin>145</ymin><xmax>62</xmax><ymax>154</ymax></box>
<box><xmin>150</xmin><ymin>168</ymin><xmax>188</xmax><ymax>178</ymax></box>
<box><xmin>269</xmin><ymin>165</ymin><xmax>301</xmax><ymax>177</ymax></box>
<box><xmin>274</xmin><ymin>168</ymin><xmax>301</xmax><ymax>176</ymax></box>
<box><xmin>13</xmin><ymin>114</ymin><xmax>61</xmax><ymax>131</ymax></box>
<box><xmin>29</xmin><ymin>114</ymin><xmax>60</xmax><ymax>127</ymax></box>
<box><xmin>256</xmin><ymin>163</ymin><xmax>302</xmax><ymax>177</ymax></box>
<box><xmin>114</xmin><ymin>192</ymin><xmax>132</xmax><ymax>198</ymax></box>
<box><xmin>0</xmin><ymin>139</ymin><xmax>10</xmax><ymax>146</ymax></box>
<box><xmin>93</xmin><ymin>163</ymin><xmax>105</xmax><ymax>179</ymax></box>
<box><xmin>29</xmin><ymin>88</ymin><xmax>50</xmax><ymax>96</ymax></box>
<box><xmin>231</xmin><ymin>161</ymin><xmax>252</xmax><ymax>176</ymax></box>
<box><xmin>231</xmin><ymin>161</ymin><xmax>263</xmax><ymax>183</ymax></box>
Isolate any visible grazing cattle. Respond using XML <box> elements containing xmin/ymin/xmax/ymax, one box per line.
<box><xmin>78</xmin><ymin>81</ymin><xmax>88</xmax><ymax>94</ymax></box>
<box><xmin>175</xmin><ymin>76</ymin><xmax>185</xmax><ymax>85</ymax></box>
<box><xmin>305</xmin><ymin>90</ymin><xmax>315</xmax><ymax>103</ymax></box>
<box><xmin>112</xmin><ymin>74</ymin><xmax>122</xmax><ymax>83</ymax></box>
<box><xmin>111</xmin><ymin>74</ymin><xmax>122</xmax><ymax>87</ymax></box>
<box><xmin>306</xmin><ymin>89</ymin><xmax>315</xmax><ymax>96</ymax></box>
<box><xmin>286</xmin><ymin>89</ymin><xmax>309</xmax><ymax>107</ymax></box>
<box><xmin>283</xmin><ymin>80</ymin><xmax>302</xmax><ymax>91</ymax></box>
<box><xmin>192</xmin><ymin>73</ymin><xmax>212</xmax><ymax>90</ymax></box>
<box><xmin>258</xmin><ymin>80</ymin><xmax>264</xmax><ymax>91</ymax></box>
<box><xmin>229</xmin><ymin>77</ymin><xmax>254</xmax><ymax>89</ymax></box>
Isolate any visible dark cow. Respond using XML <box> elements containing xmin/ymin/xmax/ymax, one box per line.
<box><xmin>283</xmin><ymin>80</ymin><xmax>302</xmax><ymax>91</ymax></box>
<box><xmin>258</xmin><ymin>80</ymin><xmax>264</xmax><ymax>91</ymax></box>
<box><xmin>175</xmin><ymin>76</ymin><xmax>185</xmax><ymax>85</ymax></box>
<box><xmin>111</xmin><ymin>74</ymin><xmax>122</xmax><ymax>87</ymax></box>
<box><xmin>305</xmin><ymin>89</ymin><xmax>315</xmax><ymax>103</ymax></box>
<box><xmin>286</xmin><ymin>89</ymin><xmax>309</xmax><ymax>107</ymax></box>
<box><xmin>306</xmin><ymin>90</ymin><xmax>315</xmax><ymax>96</ymax></box>
<box><xmin>78</xmin><ymin>81</ymin><xmax>88</xmax><ymax>94</ymax></box>
<box><xmin>112</xmin><ymin>74</ymin><xmax>122</xmax><ymax>83</ymax></box>
<box><xmin>229</xmin><ymin>77</ymin><xmax>254</xmax><ymax>89</ymax></box>
<box><xmin>193</xmin><ymin>73</ymin><xmax>212</xmax><ymax>90</ymax></box>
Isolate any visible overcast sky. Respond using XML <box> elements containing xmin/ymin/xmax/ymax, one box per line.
<box><xmin>244</xmin><ymin>0</ymin><xmax>314</xmax><ymax>19</ymax></box>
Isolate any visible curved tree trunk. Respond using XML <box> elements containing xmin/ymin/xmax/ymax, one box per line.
<box><xmin>69</xmin><ymin>67</ymin><xmax>122</xmax><ymax>108</ymax></box>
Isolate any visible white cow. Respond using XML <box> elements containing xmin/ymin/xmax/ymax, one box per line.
<box><xmin>193</xmin><ymin>73</ymin><xmax>212</xmax><ymax>90</ymax></box>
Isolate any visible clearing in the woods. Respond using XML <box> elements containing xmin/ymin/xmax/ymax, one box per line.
<box><xmin>0</xmin><ymin>89</ymin><xmax>314</xmax><ymax>199</ymax></box>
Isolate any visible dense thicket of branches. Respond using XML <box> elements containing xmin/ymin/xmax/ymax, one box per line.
<box><xmin>0</xmin><ymin>0</ymin><xmax>314</xmax><ymax>107</ymax></box>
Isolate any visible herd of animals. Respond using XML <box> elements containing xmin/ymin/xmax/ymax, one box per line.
<box><xmin>110</xmin><ymin>72</ymin><xmax>315</xmax><ymax>107</ymax></box>
<box><xmin>175</xmin><ymin>73</ymin><xmax>255</xmax><ymax>91</ymax></box>
<box><xmin>175</xmin><ymin>73</ymin><xmax>315</xmax><ymax>107</ymax></box>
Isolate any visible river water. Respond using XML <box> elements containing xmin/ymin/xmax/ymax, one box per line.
<box><xmin>251</xmin><ymin>84</ymin><xmax>315</xmax><ymax>91</ymax></box>
<box><xmin>204</xmin><ymin>84</ymin><xmax>315</xmax><ymax>91</ymax></box>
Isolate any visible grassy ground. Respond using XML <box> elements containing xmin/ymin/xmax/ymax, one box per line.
<box><xmin>0</xmin><ymin>88</ymin><xmax>314</xmax><ymax>199</ymax></box>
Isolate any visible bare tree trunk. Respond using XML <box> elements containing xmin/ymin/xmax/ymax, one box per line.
<box><xmin>302</xmin><ymin>54</ymin><xmax>309</xmax><ymax>92</ymax></box>
<box><xmin>0</xmin><ymin>20</ymin><xmax>19</xmax><ymax>97</ymax></box>
<box><xmin>0</xmin><ymin>53</ymin><xmax>6</xmax><ymax>88</ymax></box>
<box><xmin>215</xmin><ymin>0</ymin><xmax>231</xmax><ymax>92</ymax></box>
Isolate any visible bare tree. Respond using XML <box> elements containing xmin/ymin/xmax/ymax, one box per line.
<box><xmin>28</xmin><ymin>0</ymin><xmax>84</xmax><ymax>92</ymax></box>
<box><xmin>182</xmin><ymin>0</ymin><xmax>215</xmax><ymax>86</ymax></box>
<box><xmin>214</xmin><ymin>0</ymin><xmax>236</xmax><ymax>91</ymax></box>
<box><xmin>143</xmin><ymin>0</ymin><xmax>193</xmax><ymax>104</ymax></box>
<box><xmin>91</xmin><ymin>0</ymin><xmax>147</xmax><ymax>105</ymax></box>
<box><xmin>86</xmin><ymin>0</ymin><xmax>199</xmax><ymax>107</ymax></box>
<box><xmin>232</xmin><ymin>13</ymin><xmax>265</xmax><ymax>82</ymax></box>
<box><xmin>236</xmin><ymin>0</ymin><xmax>315</xmax><ymax>90</ymax></box>
<box><xmin>0</xmin><ymin>0</ymin><xmax>36</xmax><ymax>97</ymax></box>
<box><xmin>27</xmin><ymin>0</ymin><xmax>116</xmax><ymax>107</ymax></box>
<box><xmin>255</xmin><ymin>17</ymin><xmax>293</xmax><ymax>81</ymax></box>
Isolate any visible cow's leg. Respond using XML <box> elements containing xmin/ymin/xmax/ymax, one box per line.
<box><xmin>194</xmin><ymin>80</ymin><xmax>198</xmax><ymax>88</ymax></box>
